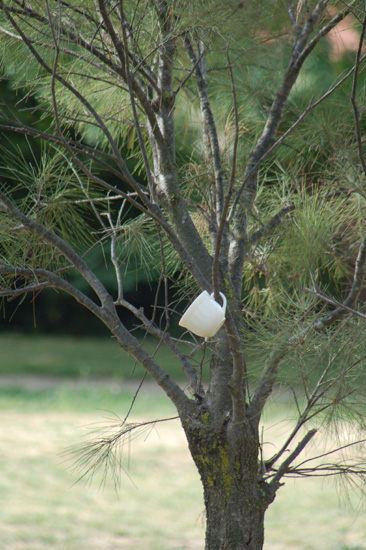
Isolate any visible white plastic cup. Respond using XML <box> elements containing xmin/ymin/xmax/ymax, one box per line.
<box><xmin>179</xmin><ymin>291</ymin><xmax>227</xmax><ymax>337</ymax></box>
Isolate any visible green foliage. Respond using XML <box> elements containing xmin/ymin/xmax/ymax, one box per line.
<box><xmin>242</xmin><ymin>186</ymin><xmax>357</xmax><ymax>317</ymax></box>
<box><xmin>1</xmin><ymin>0</ymin><xmax>365</xmax><ymax>321</ymax></box>
<box><xmin>0</xmin><ymin>1</ymin><xmax>365</xmax><ymax>311</ymax></box>
<box><xmin>0</xmin><ymin>142</ymin><xmax>97</xmax><ymax>260</ymax></box>
<box><xmin>278</xmin><ymin>193</ymin><xmax>348</xmax><ymax>281</ymax></box>
<box><xmin>116</xmin><ymin>215</ymin><xmax>165</xmax><ymax>283</ymax></box>
<box><xmin>0</xmin><ymin>141</ymin><xmax>110</xmax><ymax>307</ymax></box>
<box><xmin>0</xmin><ymin>3</ymin><xmax>134</xmax><ymax>153</ymax></box>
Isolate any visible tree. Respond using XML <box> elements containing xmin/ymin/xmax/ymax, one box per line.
<box><xmin>1</xmin><ymin>1</ymin><xmax>366</xmax><ymax>549</ymax></box>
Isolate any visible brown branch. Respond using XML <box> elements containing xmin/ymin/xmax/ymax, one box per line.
<box><xmin>1</xmin><ymin>0</ymin><xmax>162</xmax><ymax>153</ymax></box>
<box><xmin>228</xmin><ymin>52</ymin><xmax>366</xmax><ymax>228</ymax></box>
<box><xmin>0</xmin><ymin>125</ymin><xmax>210</xmax><ymax>292</ymax></box>
<box><xmin>173</xmin><ymin>47</ymin><xmax>204</xmax><ymax>95</ymax></box>
<box><xmin>119</xmin><ymin>3</ymin><xmax>157</xmax><ymax>204</ymax></box>
<box><xmin>294</xmin><ymin>438</ymin><xmax>366</xmax><ymax>471</ymax></box>
<box><xmin>351</xmin><ymin>10</ymin><xmax>366</xmax><ymax>176</ymax></box>
<box><xmin>306</xmin><ymin>288</ymin><xmax>366</xmax><ymax>322</ymax></box>
<box><xmin>265</xmin><ymin>398</ymin><xmax>331</xmax><ymax>473</ymax></box>
<box><xmin>2</xmin><ymin>1</ymin><xmax>213</xmax><ymax>290</ymax></box>
<box><xmin>314</xmin><ymin>233</ymin><xmax>366</xmax><ymax>329</ymax></box>
<box><xmin>0</xmin><ymin>116</ymin><xmax>155</xmax><ymax>217</ymax></box>
<box><xmin>248</xmin><ymin>345</ymin><xmax>289</xmax><ymax>425</ymax></box>
<box><xmin>248</xmin><ymin>323</ymin><xmax>314</xmax><ymax>427</ymax></box>
<box><xmin>263</xmin><ymin>324</ymin><xmax>364</xmax><ymax>473</ymax></box>
<box><xmin>285</xmin><ymin>464</ymin><xmax>366</xmax><ymax>478</ymax></box>
<box><xmin>247</xmin><ymin>204</ymin><xmax>295</xmax><ymax>244</ymax></box>
<box><xmin>0</xmin><ymin>192</ymin><xmax>113</xmax><ymax>307</ymax></box>
<box><xmin>1</xmin><ymin>1</ymin><xmax>160</xmax><ymax>92</ymax></box>
<box><xmin>211</xmin><ymin>50</ymin><xmax>247</xmax><ymax>423</ymax></box>
<box><xmin>212</xmin><ymin>49</ymin><xmax>238</xmax><ymax>303</ymax></box>
<box><xmin>114</xmin><ymin>297</ymin><xmax>199</xmax><ymax>389</ymax></box>
<box><xmin>111</xmin><ymin>319</ymin><xmax>193</xmax><ymax>414</ymax></box>
<box><xmin>268</xmin><ymin>428</ymin><xmax>317</xmax><ymax>493</ymax></box>
<box><xmin>228</xmin><ymin>1</ymin><xmax>362</xmax><ymax>289</ymax></box>
<box><xmin>185</xmin><ymin>36</ymin><xmax>225</xmax><ymax>224</ymax></box>
<box><xmin>0</xmin><ymin>211</ymin><xmax>193</xmax><ymax>414</ymax></box>
<box><xmin>2</xmin><ymin>6</ymin><xmax>135</xmax><ymax>179</ymax></box>
<box><xmin>0</xmin><ymin>264</ymin><xmax>103</xmax><ymax>318</ymax></box>
<box><xmin>96</xmin><ymin>0</ymin><xmax>163</xmax><ymax>143</ymax></box>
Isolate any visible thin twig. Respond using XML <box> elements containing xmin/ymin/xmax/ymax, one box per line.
<box><xmin>268</xmin><ymin>428</ymin><xmax>317</xmax><ymax>493</ymax></box>
<box><xmin>351</xmin><ymin>10</ymin><xmax>366</xmax><ymax>176</ymax></box>
<box><xmin>306</xmin><ymin>287</ymin><xmax>366</xmax><ymax>322</ymax></box>
<box><xmin>114</xmin><ymin>297</ymin><xmax>199</xmax><ymax>388</ymax></box>
<box><xmin>119</xmin><ymin>2</ymin><xmax>157</xmax><ymax>204</ymax></box>
<box><xmin>185</xmin><ymin>36</ymin><xmax>225</xmax><ymax>224</ymax></box>
<box><xmin>248</xmin><ymin>203</ymin><xmax>295</xmax><ymax>244</ymax></box>
<box><xmin>212</xmin><ymin>48</ymin><xmax>239</xmax><ymax>302</ymax></box>
<box><xmin>313</xmin><ymin>233</ymin><xmax>366</xmax><ymax>329</ymax></box>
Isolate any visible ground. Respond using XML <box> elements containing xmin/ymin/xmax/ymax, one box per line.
<box><xmin>0</xmin><ymin>376</ymin><xmax>364</xmax><ymax>549</ymax></box>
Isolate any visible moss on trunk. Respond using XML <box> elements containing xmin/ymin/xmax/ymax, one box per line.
<box><xmin>183</xmin><ymin>412</ymin><xmax>273</xmax><ymax>550</ymax></box>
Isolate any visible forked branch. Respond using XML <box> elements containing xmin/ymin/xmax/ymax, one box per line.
<box><xmin>228</xmin><ymin>0</ymin><xmax>362</xmax><ymax>289</ymax></box>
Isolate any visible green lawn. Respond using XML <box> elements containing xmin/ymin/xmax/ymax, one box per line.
<box><xmin>0</xmin><ymin>380</ymin><xmax>364</xmax><ymax>549</ymax></box>
<box><xmin>0</xmin><ymin>332</ymin><xmax>205</xmax><ymax>381</ymax></box>
<box><xmin>0</xmin><ymin>334</ymin><xmax>365</xmax><ymax>549</ymax></box>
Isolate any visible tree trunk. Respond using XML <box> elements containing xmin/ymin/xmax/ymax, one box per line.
<box><xmin>183</xmin><ymin>415</ymin><xmax>273</xmax><ymax>550</ymax></box>
<box><xmin>203</xmin><ymin>482</ymin><xmax>266</xmax><ymax>550</ymax></box>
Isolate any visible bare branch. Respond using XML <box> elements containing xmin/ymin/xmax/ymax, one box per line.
<box><xmin>0</xmin><ymin>264</ymin><xmax>103</xmax><ymax>318</ymax></box>
<box><xmin>287</xmin><ymin>1</ymin><xmax>297</xmax><ymax>26</ymax></box>
<box><xmin>263</xmin><ymin>323</ymin><xmax>365</xmax><ymax>474</ymax></box>
<box><xmin>314</xmin><ymin>233</ymin><xmax>366</xmax><ymax>329</ymax></box>
<box><xmin>3</xmin><ymin>0</ymin><xmax>160</xmax><ymax>91</ymax></box>
<box><xmin>0</xmin><ymin>201</ymin><xmax>192</xmax><ymax>412</ymax></box>
<box><xmin>119</xmin><ymin>3</ymin><xmax>157</xmax><ymax>203</ymax></box>
<box><xmin>2</xmin><ymin>5</ymin><xmax>134</xmax><ymax>178</ymax></box>
<box><xmin>248</xmin><ymin>344</ymin><xmax>290</xmax><ymax>425</ymax></box>
<box><xmin>0</xmin><ymin>110</ymin><xmax>157</xmax><ymax>217</ymax></box>
<box><xmin>248</xmin><ymin>204</ymin><xmax>295</xmax><ymax>244</ymax></box>
<box><xmin>0</xmin><ymin>191</ymin><xmax>113</xmax><ymax>307</ymax></box>
<box><xmin>114</xmin><ymin>296</ymin><xmax>199</xmax><ymax>389</ymax></box>
<box><xmin>96</xmin><ymin>0</ymin><xmax>163</xmax><ymax>143</ymax></box>
<box><xmin>228</xmin><ymin>51</ymin><xmax>366</xmax><ymax>230</ymax></box>
<box><xmin>185</xmin><ymin>36</ymin><xmax>225</xmax><ymax>224</ymax></box>
<box><xmin>268</xmin><ymin>428</ymin><xmax>317</xmax><ymax>494</ymax></box>
<box><xmin>351</xmin><ymin>10</ymin><xmax>366</xmax><ymax>176</ymax></box>
<box><xmin>306</xmin><ymin>288</ymin><xmax>366</xmax><ymax>322</ymax></box>
<box><xmin>212</xmin><ymin>49</ymin><xmax>238</xmax><ymax>302</ymax></box>
<box><xmin>228</xmin><ymin>1</ymin><xmax>362</xmax><ymax>290</ymax></box>
<box><xmin>294</xmin><ymin>438</ymin><xmax>366</xmax><ymax>472</ymax></box>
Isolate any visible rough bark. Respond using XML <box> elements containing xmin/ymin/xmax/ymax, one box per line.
<box><xmin>183</xmin><ymin>410</ymin><xmax>272</xmax><ymax>550</ymax></box>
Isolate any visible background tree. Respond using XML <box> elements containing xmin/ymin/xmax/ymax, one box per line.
<box><xmin>1</xmin><ymin>1</ymin><xmax>366</xmax><ymax>549</ymax></box>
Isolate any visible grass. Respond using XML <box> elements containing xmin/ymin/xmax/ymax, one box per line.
<box><xmin>0</xmin><ymin>382</ymin><xmax>365</xmax><ymax>550</ymax></box>
<box><xmin>0</xmin><ymin>382</ymin><xmax>203</xmax><ymax>550</ymax></box>
<box><xmin>1</xmin><ymin>413</ymin><xmax>203</xmax><ymax>550</ymax></box>
<box><xmin>0</xmin><ymin>334</ymin><xmax>365</xmax><ymax>549</ymax></box>
<box><xmin>0</xmin><ymin>332</ymin><xmax>208</xmax><ymax>381</ymax></box>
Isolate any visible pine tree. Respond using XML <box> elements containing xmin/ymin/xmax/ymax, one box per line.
<box><xmin>1</xmin><ymin>2</ymin><xmax>366</xmax><ymax>548</ymax></box>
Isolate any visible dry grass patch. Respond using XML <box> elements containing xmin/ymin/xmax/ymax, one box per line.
<box><xmin>0</xmin><ymin>385</ymin><xmax>365</xmax><ymax>549</ymax></box>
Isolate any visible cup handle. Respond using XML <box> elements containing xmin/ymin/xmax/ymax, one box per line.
<box><xmin>210</xmin><ymin>292</ymin><xmax>227</xmax><ymax>313</ymax></box>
